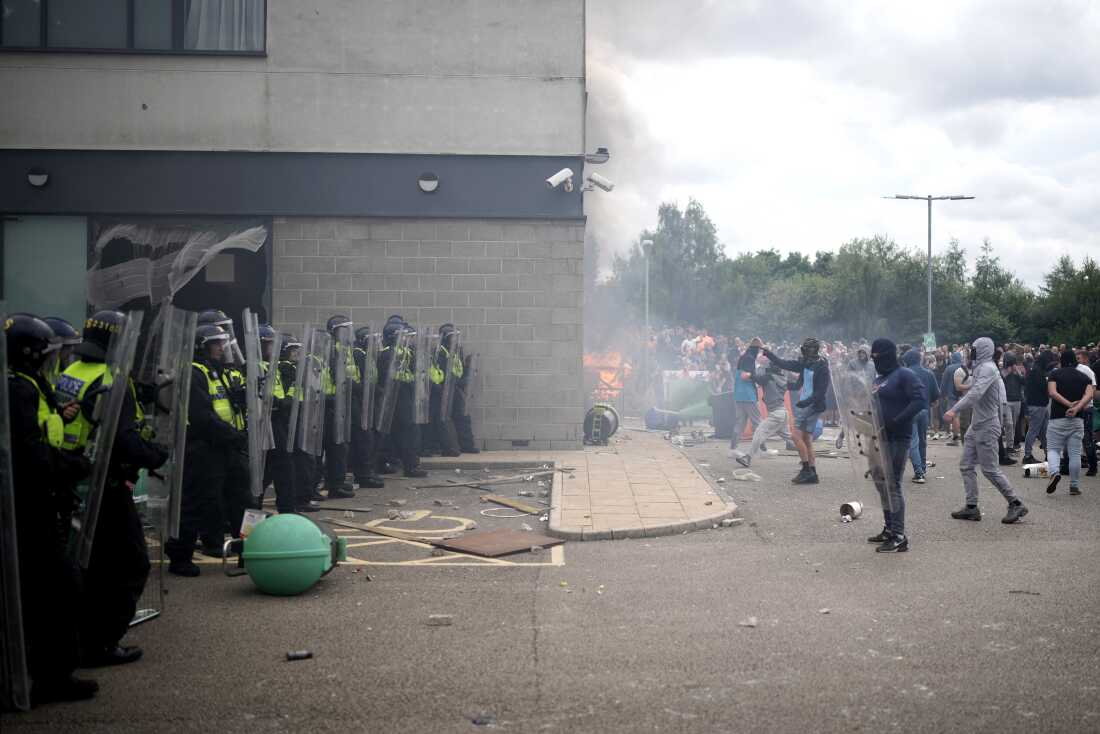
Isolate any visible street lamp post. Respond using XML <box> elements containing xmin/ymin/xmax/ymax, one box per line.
<box><xmin>884</xmin><ymin>194</ymin><xmax>975</xmax><ymax>339</ymax></box>
<box><xmin>641</xmin><ymin>239</ymin><xmax>654</xmax><ymax>397</ymax></box>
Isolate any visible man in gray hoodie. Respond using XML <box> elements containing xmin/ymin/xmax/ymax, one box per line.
<box><xmin>943</xmin><ymin>337</ymin><xmax>1029</xmax><ymax>524</ymax></box>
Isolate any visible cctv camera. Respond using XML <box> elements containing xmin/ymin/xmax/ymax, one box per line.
<box><xmin>585</xmin><ymin>172</ymin><xmax>615</xmax><ymax>192</ymax></box>
<box><xmin>546</xmin><ymin>167</ymin><xmax>574</xmax><ymax>191</ymax></box>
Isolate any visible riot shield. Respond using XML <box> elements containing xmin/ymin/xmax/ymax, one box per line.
<box><xmin>462</xmin><ymin>352</ymin><xmax>481</xmax><ymax>417</ymax></box>
<box><xmin>414</xmin><ymin>329</ymin><xmax>439</xmax><ymax>425</ymax></box>
<box><xmin>136</xmin><ymin>306</ymin><xmax>197</xmax><ymax>540</ymax></box>
<box><xmin>297</xmin><ymin>328</ymin><xmax>331</xmax><ymax>456</ymax></box>
<box><xmin>332</xmin><ymin>323</ymin><xmax>354</xmax><ymax>445</ymax></box>
<box><xmin>74</xmin><ymin>310</ymin><xmax>145</xmax><ymax>569</ymax></box>
<box><xmin>359</xmin><ymin>333</ymin><xmax>379</xmax><ymax>431</ymax></box>
<box><xmin>375</xmin><ymin>329</ymin><xmax>411</xmax><ymax>434</ymax></box>
<box><xmin>0</xmin><ymin>304</ymin><xmax>30</xmax><ymax>712</ymax></box>
<box><xmin>285</xmin><ymin>324</ymin><xmax>311</xmax><ymax>453</ymax></box>
<box><xmin>831</xmin><ymin>367</ymin><xmax>897</xmax><ymax>513</ymax></box>
<box><xmin>439</xmin><ymin>329</ymin><xmax>463</xmax><ymax>419</ymax></box>
<box><xmin>241</xmin><ymin>309</ymin><xmax>274</xmax><ymax>501</ymax></box>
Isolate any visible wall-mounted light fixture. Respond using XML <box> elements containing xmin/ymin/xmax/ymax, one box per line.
<box><xmin>417</xmin><ymin>172</ymin><xmax>439</xmax><ymax>193</ymax></box>
<box><xmin>27</xmin><ymin>167</ymin><xmax>49</xmax><ymax>188</ymax></box>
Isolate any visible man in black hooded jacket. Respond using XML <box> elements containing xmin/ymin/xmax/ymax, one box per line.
<box><xmin>1022</xmin><ymin>350</ymin><xmax>1055</xmax><ymax>464</ymax></box>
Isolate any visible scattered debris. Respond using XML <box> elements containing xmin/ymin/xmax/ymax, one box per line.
<box><xmin>343</xmin><ymin>510</ymin><xmax>355</xmax><ymax>518</ymax></box>
<box><xmin>1008</xmin><ymin>590</ymin><xmax>1041</xmax><ymax>596</ymax></box>
<box><xmin>387</xmin><ymin>510</ymin><xmax>401</xmax><ymax>520</ymax></box>
<box><xmin>732</xmin><ymin>469</ymin><xmax>762</xmax><ymax>482</ymax></box>
<box><xmin>537</xmin><ymin>480</ymin><xmax>548</xmax><ymax>489</ymax></box>
<box><xmin>431</xmin><ymin>528</ymin><xmax>562</xmax><ymax>558</ymax></box>
<box><xmin>819</xmin><ymin>608</ymin><xmax>831</xmax><ymax>614</ymax></box>
<box><xmin>738</xmin><ymin>617</ymin><xmax>758</xmax><ymax>628</ymax></box>
<box><xmin>720</xmin><ymin>518</ymin><xmax>741</xmax><ymax>528</ymax></box>
<box><xmin>559</xmin><ymin>581</ymin><xmax>568</xmax><ymax>587</ymax></box>
<box><xmin>529</xmin><ymin>545</ymin><xmax>544</xmax><ymax>554</ymax></box>
<box><xmin>517</xmin><ymin>490</ymin><xmax>535</xmax><ymax>497</ymax></box>
<box><xmin>521</xmin><ymin>523</ymin><xmax>533</xmax><ymax>532</ymax></box>
<box><xmin>455</xmin><ymin>469</ymin><xmax>462</xmax><ymax>474</ymax></box>
<box><xmin>430</xmin><ymin>548</ymin><xmax>447</xmax><ymax>557</ymax></box>
<box><xmin>716</xmin><ymin>477</ymin><xmax>727</xmax><ymax>484</ymax></box>
<box><xmin>481</xmin><ymin>494</ymin><xmax>542</xmax><ymax>514</ymax></box>
<box><xmin>538</xmin><ymin>514</ymin><xmax>548</xmax><ymax>522</ymax></box>
<box><xmin>387</xmin><ymin>499</ymin><xmax>407</xmax><ymax>507</ymax></box>
<box><xmin>840</xmin><ymin>515</ymin><xmax>852</xmax><ymax>523</ymax></box>
<box><xmin>426</xmin><ymin>614</ymin><xmax>454</xmax><ymax>626</ymax></box>
<box><xmin>704</xmin><ymin>500</ymin><xmax>713</xmax><ymax>506</ymax></box>
<box><xmin>285</xmin><ymin>650</ymin><xmax>313</xmax><ymax>661</ymax></box>
<box><xmin>469</xmin><ymin>713</ymin><xmax>496</xmax><ymax>727</ymax></box>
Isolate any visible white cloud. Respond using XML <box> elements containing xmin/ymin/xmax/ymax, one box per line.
<box><xmin>584</xmin><ymin>1</ymin><xmax>1100</xmax><ymax>287</ymax></box>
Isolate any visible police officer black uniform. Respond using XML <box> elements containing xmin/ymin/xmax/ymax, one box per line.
<box><xmin>54</xmin><ymin>310</ymin><xmax>168</xmax><ymax>667</ymax></box>
<box><xmin>165</xmin><ymin>324</ymin><xmax>245</xmax><ymax>577</ymax></box>
<box><xmin>380</xmin><ymin>317</ymin><xmax>427</xmax><ymax>478</ymax></box>
<box><xmin>5</xmin><ymin>314</ymin><xmax>97</xmax><ymax>704</ymax></box>
<box><xmin>322</xmin><ymin>315</ymin><xmax>356</xmax><ymax>499</ymax></box>
<box><xmin>350</xmin><ymin>325</ymin><xmax>385</xmax><ymax>489</ymax></box>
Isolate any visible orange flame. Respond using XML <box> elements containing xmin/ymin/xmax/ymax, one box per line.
<box><xmin>584</xmin><ymin>351</ymin><xmax>632</xmax><ymax>400</ymax></box>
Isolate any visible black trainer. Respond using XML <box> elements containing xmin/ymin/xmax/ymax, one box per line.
<box><xmin>867</xmin><ymin>527</ymin><xmax>891</xmax><ymax>543</ymax></box>
<box><xmin>951</xmin><ymin>506</ymin><xmax>982</xmax><ymax>521</ymax></box>
<box><xmin>876</xmin><ymin>533</ymin><xmax>909</xmax><ymax>553</ymax></box>
<box><xmin>791</xmin><ymin>467</ymin><xmax>810</xmax><ymax>484</ymax></box>
<box><xmin>1002</xmin><ymin>502</ymin><xmax>1028</xmax><ymax>524</ymax></box>
<box><xmin>1021</xmin><ymin>454</ymin><xmax>1038</xmax><ymax>465</ymax></box>
<box><xmin>736</xmin><ymin>454</ymin><xmax>752</xmax><ymax>468</ymax></box>
<box><xmin>327</xmin><ymin>486</ymin><xmax>356</xmax><ymax>500</ymax></box>
<box><xmin>1069</xmin><ymin>485</ymin><xmax>1082</xmax><ymax>496</ymax></box>
<box><xmin>403</xmin><ymin>468</ymin><xmax>429</xmax><ymax>478</ymax></box>
<box><xmin>1046</xmin><ymin>474</ymin><xmax>1061</xmax><ymax>494</ymax></box>
<box><xmin>802</xmin><ymin>467</ymin><xmax>820</xmax><ymax>484</ymax></box>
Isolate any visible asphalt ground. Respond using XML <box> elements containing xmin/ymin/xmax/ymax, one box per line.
<box><xmin>5</xmin><ymin>433</ymin><xmax>1099</xmax><ymax>733</ymax></box>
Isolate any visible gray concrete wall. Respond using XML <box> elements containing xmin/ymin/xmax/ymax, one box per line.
<box><xmin>0</xmin><ymin>0</ymin><xmax>586</xmax><ymax>155</ymax></box>
<box><xmin>271</xmin><ymin>217</ymin><xmax>585</xmax><ymax>450</ymax></box>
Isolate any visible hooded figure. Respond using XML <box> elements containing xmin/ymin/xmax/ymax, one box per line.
<box><xmin>945</xmin><ymin>337</ymin><xmax>1027</xmax><ymax>523</ymax></box>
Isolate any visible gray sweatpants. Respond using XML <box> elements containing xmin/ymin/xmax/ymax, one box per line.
<box><xmin>1046</xmin><ymin>417</ymin><xmax>1084</xmax><ymax>488</ymax></box>
<box><xmin>1005</xmin><ymin>400</ymin><xmax>1020</xmax><ymax>448</ymax></box>
<box><xmin>747</xmin><ymin>406</ymin><xmax>791</xmax><ymax>457</ymax></box>
<box><xmin>961</xmin><ymin>420</ymin><xmax>1019</xmax><ymax>506</ymax></box>
<box><xmin>730</xmin><ymin>401</ymin><xmax>763</xmax><ymax>450</ymax></box>
<box><xmin>1024</xmin><ymin>404</ymin><xmax>1049</xmax><ymax>457</ymax></box>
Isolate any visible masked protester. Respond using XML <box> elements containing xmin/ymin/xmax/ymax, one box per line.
<box><xmin>944</xmin><ymin>337</ymin><xmax>1029</xmax><ymax>524</ymax></box>
<box><xmin>728</xmin><ymin>337</ymin><xmax>765</xmax><ymax>460</ymax></box>
<box><xmin>865</xmin><ymin>339</ymin><xmax>925</xmax><ymax>552</ymax></box>
<box><xmin>762</xmin><ymin>337</ymin><xmax>832</xmax><ymax>484</ymax></box>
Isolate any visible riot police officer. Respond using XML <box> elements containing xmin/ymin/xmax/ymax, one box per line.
<box><xmin>42</xmin><ymin>316</ymin><xmax>81</xmax><ymax>387</ymax></box>
<box><xmin>425</xmin><ymin>323</ymin><xmax>462</xmax><ymax>456</ymax></box>
<box><xmin>351</xmin><ymin>325</ymin><xmax>385</xmax><ymax>489</ymax></box>
<box><xmin>380</xmin><ymin>317</ymin><xmax>427</xmax><ymax>477</ymax></box>
<box><xmin>165</xmin><ymin>324</ymin><xmax>245</xmax><ymax>577</ymax></box>
<box><xmin>322</xmin><ymin>315</ymin><xmax>357</xmax><ymax>499</ymax></box>
<box><xmin>5</xmin><ymin>314</ymin><xmax>96</xmax><ymax>704</ymax></box>
<box><xmin>55</xmin><ymin>310</ymin><xmax>167</xmax><ymax>667</ymax></box>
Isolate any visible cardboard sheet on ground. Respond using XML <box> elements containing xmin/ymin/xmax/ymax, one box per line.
<box><xmin>431</xmin><ymin>529</ymin><xmax>564</xmax><ymax>558</ymax></box>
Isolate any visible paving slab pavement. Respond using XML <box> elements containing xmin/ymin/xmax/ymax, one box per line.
<box><xmin>420</xmin><ymin>428</ymin><xmax>737</xmax><ymax>541</ymax></box>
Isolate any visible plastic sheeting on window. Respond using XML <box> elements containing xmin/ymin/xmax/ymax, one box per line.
<box><xmin>87</xmin><ymin>221</ymin><xmax>267</xmax><ymax>311</ymax></box>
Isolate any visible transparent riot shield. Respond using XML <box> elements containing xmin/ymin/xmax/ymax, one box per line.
<box><xmin>136</xmin><ymin>306</ymin><xmax>197</xmax><ymax>541</ymax></box>
<box><xmin>297</xmin><ymin>328</ymin><xmax>331</xmax><ymax>456</ymax></box>
<box><xmin>332</xmin><ymin>325</ymin><xmax>354</xmax><ymax>445</ymax></box>
<box><xmin>242</xmin><ymin>309</ymin><xmax>282</xmax><ymax>501</ymax></box>
<box><xmin>831</xmin><ymin>367</ymin><xmax>897</xmax><ymax>513</ymax></box>
<box><xmin>375</xmin><ymin>329</ymin><xmax>411</xmax><ymax>435</ymax></box>
<box><xmin>74</xmin><ymin>310</ymin><xmax>145</xmax><ymax>569</ymax></box>
<box><xmin>0</xmin><ymin>304</ymin><xmax>30</xmax><ymax>712</ymax></box>
<box><xmin>440</xmin><ymin>329</ymin><xmax>463</xmax><ymax>419</ymax></box>
<box><xmin>462</xmin><ymin>352</ymin><xmax>481</xmax><ymax>417</ymax></box>
<box><xmin>285</xmin><ymin>324</ymin><xmax>311</xmax><ymax>453</ymax></box>
<box><xmin>414</xmin><ymin>329</ymin><xmax>439</xmax><ymax>425</ymax></box>
<box><xmin>359</xmin><ymin>333</ymin><xmax>379</xmax><ymax>432</ymax></box>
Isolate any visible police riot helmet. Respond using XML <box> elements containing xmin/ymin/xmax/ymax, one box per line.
<box><xmin>43</xmin><ymin>317</ymin><xmax>81</xmax><ymax>346</ymax></box>
<box><xmin>197</xmin><ymin>309</ymin><xmax>231</xmax><ymax>327</ymax></box>
<box><xmin>258</xmin><ymin>324</ymin><xmax>276</xmax><ymax>342</ymax></box>
<box><xmin>279</xmin><ymin>333</ymin><xmax>302</xmax><ymax>361</ymax></box>
<box><xmin>5</xmin><ymin>313</ymin><xmax>59</xmax><ymax>371</ymax></box>
<box><xmin>194</xmin><ymin>324</ymin><xmax>230</xmax><ymax>360</ymax></box>
<box><xmin>75</xmin><ymin>310</ymin><xmax>127</xmax><ymax>361</ymax></box>
<box><xmin>382</xmin><ymin>320</ymin><xmax>402</xmax><ymax>345</ymax></box>
<box><xmin>439</xmin><ymin>323</ymin><xmax>458</xmax><ymax>349</ymax></box>
<box><xmin>354</xmin><ymin>325</ymin><xmax>372</xmax><ymax>348</ymax></box>
<box><xmin>800</xmin><ymin>337</ymin><xmax>821</xmax><ymax>361</ymax></box>
<box><xmin>326</xmin><ymin>314</ymin><xmax>353</xmax><ymax>335</ymax></box>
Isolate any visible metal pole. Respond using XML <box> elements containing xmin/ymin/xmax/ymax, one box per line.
<box><xmin>927</xmin><ymin>196</ymin><xmax>933</xmax><ymax>336</ymax></box>
<box><xmin>644</xmin><ymin>247</ymin><xmax>650</xmax><ymax>396</ymax></box>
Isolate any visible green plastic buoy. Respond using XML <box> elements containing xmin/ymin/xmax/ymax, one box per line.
<box><xmin>226</xmin><ymin>514</ymin><xmax>347</xmax><ymax>596</ymax></box>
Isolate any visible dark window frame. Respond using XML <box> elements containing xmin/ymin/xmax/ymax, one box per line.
<box><xmin>0</xmin><ymin>0</ymin><xmax>267</xmax><ymax>57</ymax></box>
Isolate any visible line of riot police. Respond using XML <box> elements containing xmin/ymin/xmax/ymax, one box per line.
<box><xmin>1</xmin><ymin>307</ymin><xmax>479</xmax><ymax>710</ymax></box>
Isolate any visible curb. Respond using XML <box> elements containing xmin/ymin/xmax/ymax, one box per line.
<box><xmin>547</xmin><ymin>503</ymin><xmax>738</xmax><ymax>541</ymax></box>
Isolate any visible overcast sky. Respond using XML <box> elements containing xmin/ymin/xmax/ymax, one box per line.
<box><xmin>584</xmin><ymin>0</ymin><xmax>1100</xmax><ymax>287</ymax></box>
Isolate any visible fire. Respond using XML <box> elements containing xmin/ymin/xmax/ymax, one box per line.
<box><xmin>584</xmin><ymin>350</ymin><xmax>632</xmax><ymax>401</ymax></box>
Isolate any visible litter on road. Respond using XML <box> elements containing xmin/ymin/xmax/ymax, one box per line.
<box><xmin>427</xmin><ymin>615</ymin><xmax>454</xmax><ymax>626</ymax></box>
<box><xmin>286</xmin><ymin>650</ymin><xmax>313</xmax><ymax>661</ymax></box>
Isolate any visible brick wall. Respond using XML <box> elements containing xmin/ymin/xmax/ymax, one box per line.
<box><xmin>271</xmin><ymin>217</ymin><xmax>585</xmax><ymax>450</ymax></box>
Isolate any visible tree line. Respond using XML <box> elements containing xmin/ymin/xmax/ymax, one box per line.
<box><xmin>587</xmin><ymin>199</ymin><xmax>1100</xmax><ymax>348</ymax></box>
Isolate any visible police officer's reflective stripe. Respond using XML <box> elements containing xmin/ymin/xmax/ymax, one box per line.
<box><xmin>262</xmin><ymin>360</ymin><xmax>286</xmax><ymax>400</ymax></box>
<box><xmin>278</xmin><ymin>360</ymin><xmax>297</xmax><ymax>399</ymax></box>
<box><xmin>194</xmin><ymin>362</ymin><xmax>236</xmax><ymax>426</ymax></box>
<box><xmin>396</xmin><ymin>345</ymin><xmax>414</xmax><ymax>383</ymax></box>
<box><xmin>355</xmin><ymin>347</ymin><xmax>378</xmax><ymax>384</ymax></box>
<box><xmin>12</xmin><ymin>371</ymin><xmax>65</xmax><ymax>448</ymax></box>
<box><xmin>323</xmin><ymin>345</ymin><xmax>361</xmax><ymax>395</ymax></box>
<box><xmin>57</xmin><ymin>361</ymin><xmax>110</xmax><ymax>450</ymax></box>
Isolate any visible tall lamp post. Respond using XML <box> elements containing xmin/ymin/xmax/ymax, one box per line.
<box><xmin>884</xmin><ymin>194</ymin><xmax>974</xmax><ymax>339</ymax></box>
<box><xmin>641</xmin><ymin>239</ymin><xmax>654</xmax><ymax>397</ymax></box>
